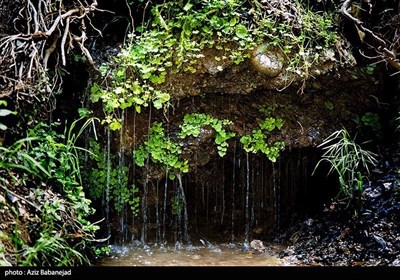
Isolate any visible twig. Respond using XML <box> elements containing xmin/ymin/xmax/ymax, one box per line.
<box><xmin>45</xmin><ymin>8</ymin><xmax>80</xmax><ymax>37</ymax></box>
<box><xmin>43</xmin><ymin>34</ymin><xmax>60</xmax><ymax>70</ymax></box>
<box><xmin>28</xmin><ymin>0</ymin><xmax>39</xmax><ymax>33</ymax></box>
<box><xmin>61</xmin><ymin>17</ymin><xmax>70</xmax><ymax>66</ymax></box>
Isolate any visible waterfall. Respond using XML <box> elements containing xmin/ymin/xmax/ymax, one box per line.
<box><xmin>118</xmin><ymin>112</ymin><xmax>126</xmax><ymax>244</ymax></box>
<box><xmin>104</xmin><ymin>126</ymin><xmax>111</xmax><ymax>240</ymax></box>
<box><xmin>162</xmin><ymin>171</ymin><xmax>168</xmax><ymax>244</ymax></box>
<box><xmin>272</xmin><ymin>161</ymin><xmax>280</xmax><ymax>231</ymax></box>
<box><xmin>141</xmin><ymin>180</ymin><xmax>148</xmax><ymax>244</ymax></box>
<box><xmin>221</xmin><ymin>160</ymin><xmax>225</xmax><ymax>225</ymax></box>
<box><xmin>177</xmin><ymin>173</ymin><xmax>189</xmax><ymax>243</ymax></box>
<box><xmin>155</xmin><ymin>181</ymin><xmax>161</xmax><ymax>244</ymax></box>
<box><xmin>231</xmin><ymin>140</ymin><xmax>236</xmax><ymax>242</ymax></box>
<box><xmin>244</xmin><ymin>152</ymin><xmax>250</xmax><ymax>249</ymax></box>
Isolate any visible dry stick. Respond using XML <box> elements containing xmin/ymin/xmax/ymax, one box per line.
<box><xmin>45</xmin><ymin>8</ymin><xmax>80</xmax><ymax>37</ymax></box>
<box><xmin>38</xmin><ymin>0</ymin><xmax>48</xmax><ymax>32</ymax></box>
<box><xmin>28</xmin><ymin>0</ymin><xmax>39</xmax><ymax>33</ymax></box>
<box><xmin>61</xmin><ymin>17</ymin><xmax>70</xmax><ymax>66</ymax></box>
<box><xmin>27</xmin><ymin>41</ymin><xmax>38</xmax><ymax>79</ymax></box>
<box><xmin>75</xmin><ymin>27</ymin><xmax>95</xmax><ymax>66</ymax></box>
<box><xmin>43</xmin><ymin>34</ymin><xmax>59</xmax><ymax>70</ymax></box>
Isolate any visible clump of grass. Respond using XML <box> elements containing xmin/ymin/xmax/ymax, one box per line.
<box><xmin>313</xmin><ymin>129</ymin><xmax>377</xmax><ymax>206</ymax></box>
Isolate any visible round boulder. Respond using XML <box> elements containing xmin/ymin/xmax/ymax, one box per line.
<box><xmin>251</xmin><ymin>44</ymin><xmax>284</xmax><ymax>77</ymax></box>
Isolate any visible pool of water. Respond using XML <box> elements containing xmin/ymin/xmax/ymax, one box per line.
<box><xmin>96</xmin><ymin>241</ymin><xmax>289</xmax><ymax>266</ymax></box>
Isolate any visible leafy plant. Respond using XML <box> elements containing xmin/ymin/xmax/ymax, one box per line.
<box><xmin>240</xmin><ymin>114</ymin><xmax>285</xmax><ymax>162</ymax></box>
<box><xmin>83</xmin><ymin>139</ymin><xmax>140</xmax><ymax>213</ymax></box>
<box><xmin>313</xmin><ymin>129</ymin><xmax>377</xmax><ymax>205</ymax></box>
<box><xmin>94</xmin><ymin>245</ymin><xmax>111</xmax><ymax>256</ymax></box>
<box><xmin>0</xmin><ymin>117</ymin><xmax>102</xmax><ymax>266</ymax></box>
<box><xmin>179</xmin><ymin>113</ymin><xmax>235</xmax><ymax>157</ymax></box>
<box><xmin>91</xmin><ymin>0</ymin><xmax>340</xmax><ymax>128</ymax></box>
<box><xmin>134</xmin><ymin>122</ymin><xmax>189</xmax><ymax>180</ymax></box>
<box><xmin>355</xmin><ymin>112</ymin><xmax>382</xmax><ymax>140</ymax></box>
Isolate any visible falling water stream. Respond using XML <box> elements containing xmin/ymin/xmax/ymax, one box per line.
<box><xmin>96</xmin><ymin>120</ymin><xmax>333</xmax><ymax>266</ymax></box>
<box><xmin>103</xmin><ymin>126</ymin><xmax>111</xmax><ymax>240</ymax></box>
<box><xmin>244</xmin><ymin>152</ymin><xmax>250</xmax><ymax>250</ymax></box>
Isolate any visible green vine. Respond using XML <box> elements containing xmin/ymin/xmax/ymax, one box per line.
<box><xmin>179</xmin><ymin>113</ymin><xmax>235</xmax><ymax>157</ymax></box>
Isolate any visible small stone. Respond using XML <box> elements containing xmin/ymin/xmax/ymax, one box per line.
<box><xmin>250</xmin><ymin>239</ymin><xmax>265</xmax><ymax>251</ymax></box>
<box><xmin>251</xmin><ymin>44</ymin><xmax>284</xmax><ymax>77</ymax></box>
<box><xmin>305</xmin><ymin>218</ymin><xmax>314</xmax><ymax>226</ymax></box>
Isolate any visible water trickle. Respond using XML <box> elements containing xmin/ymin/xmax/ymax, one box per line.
<box><xmin>141</xmin><ymin>180</ymin><xmax>148</xmax><ymax>244</ymax></box>
<box><xmin>231</xmin><ymin>141</ymin><xmax>236</xmax><ymax>242</ymax></box>
<box><xmin>151</xmin><ymin>181</ymin><xmax>161</xmax><ymax>244</ymax></box>
<box><xmin>131</xmin><ymin>111</ymin><xmax>137</xmax><ymax>242</ymax></box>
<box><xmin>221</xmin><ymin>160</ymin><xmax>225</xmax><ymax>225</ymax></box>
<box><xmin>177</xmin><ymin>173</ymin><xmax>190</xmax><ymax>243</ymax></box>
<box><xmin>173</xmin><ymin>181</ymin><xmax>179</xmax><ymax>245</ymax></box>
<box><xmin>162</xmin><ymin>171</ymin><xmax>168</xmax><ymax>244</ymax></box>
<box><xmin>244</xmin><ymin>152</ymin><xmax>250</xmax><ymax>249</ymax></box>
<box><xmin>250</xmin><ymin>163</ymin><xmax>255</xmax><ymax>228</ymax></box>
<box><xmin>213</xmin><ymin>163</ymin><xmax>218</xmax><ymax>225</ymax></box>
<box><xmin>272</xmin><ymin>161</ymin><xmax>280</xmax><ymax>231</ymax></box>
<box><xmin>118</xmin><ymin>112</ymin><xmax>126</xmax><ymax>244</ymax></box>
<box><xmin>104</xmin><ymin>126</ymin><xmax>111</xmax><ymax>240</ymax></box>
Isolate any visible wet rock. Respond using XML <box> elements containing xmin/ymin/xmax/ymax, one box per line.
<box><xmin>373</xmin><ymin>234</ymin><xmax>387</xmax><ymax>251</ymax></box>
<box><xmin>279</xmin><ymin>155</ymin><xmax>400</xmax><ymax>266</ymax></box>
<box><xmin>211</xmin><ymin>247</ymin><xmax>222</xmax><ymax>254</ymax></box>
<box><xmin>250</xmin><ymin>240</ymin><xmax>265</xmax><ymax>251</ymax></box>
<box><xmin>250</xmin><ymin>44</ymin><xmax>284</xmax><ymax>77</ymax></box>
<box><xmin>304</xmin><ymin>218</ymin><xmax>314</xmax><ymax>227</ymax></box>
<box><xmin>392</xmin><ymin>259</ymin><xmax>400</xmax><ymax>266</ymax></box>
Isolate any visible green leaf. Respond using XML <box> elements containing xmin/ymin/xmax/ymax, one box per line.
<box><xmin>90</xmin><ymin>84</ymin><xmax>102</xmax><ymax>103</ymax></box>
<box><xmin>110</xmin><ymin>120</ymin><xmax>122</xmax><ymax>131</ymax></box>
<box><xmin>78</xmin><ymin>108</ymin><xmax>92</xmax><ymax>118</ymax></box>
<box><xmin>0</xmin><ymin>109</ymin><xmax>15</xmax><ymax>117</ymax></box>
<box><xmin>149</xmin><ymin>75</ymin><xmax>165</xmax><ymax>84</ymax></box>
<box><xmin>153</xmin><ymin>99</ymin><xmax>163</xmax><ymax>109</ymax></box>
<box><xmin>181</xmin><ymin>163</ymin><xmax>189</xmax><ymax>173</ymax></box>
<box><xmin>235</xmin><ymin>24</ymin><xmax>248</xmax><ymax>39</ymax></box>
<box><xmin>0</xmin><ymin>123</ymin><xmax>7</xmax><ymax>130</ymax></box>
<box><xmin>156</xmin><ymin>93</ymin><xmax>170</xmax><ymax>103</ymax></box>
<box><xmin>0</xmin><ymin>100</ymin><xmax>7</xmax><ymax>106</ymax></box>
<box><xmin>183</xmin><ymin>2</ymin><xmax>193</xmax><ymax>11</ymax></box>
<box><xmin>114</xmin><ymin>87</ymin><xmax>125</xmax><ymax>94</ymax></box>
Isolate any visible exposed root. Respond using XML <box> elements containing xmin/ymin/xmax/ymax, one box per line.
<box><xmin>0</xmin><ymin>0</ymin><xmax>101</xmax><ymax>110</ymax></box>
<box><xmin>341</xmin><ymin>0</ymin><xmax>400</xmax><ymax>72</ymax></box>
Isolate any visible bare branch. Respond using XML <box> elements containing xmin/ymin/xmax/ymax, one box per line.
<box><xmin>61</xmin><ymin>17</ymin><xmax>70</xmax><ymax>66</ymax></box>
<box><xmin>45</xmin><ymin>8</ymin><xmax>80</xmax><ymax>37</ymax></box>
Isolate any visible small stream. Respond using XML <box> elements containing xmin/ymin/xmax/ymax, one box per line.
<box><xmin>97</xmin><ymin>242</ymin><xmax>287</xmax><ymax>266</ymax></box>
